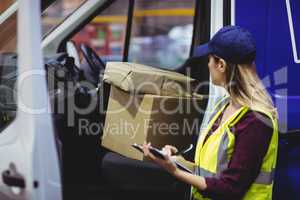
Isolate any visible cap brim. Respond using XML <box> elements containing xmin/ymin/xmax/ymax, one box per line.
<box><xmin>193</xmin><ymin>43</ymin><xmax>212</xmax><ymax>58</ymax></box>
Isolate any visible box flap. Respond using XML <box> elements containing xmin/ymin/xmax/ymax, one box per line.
<box><xmin>103</xmin><ymin>62</ymin><xmax>199</xmax><ymax>97</ymax></box>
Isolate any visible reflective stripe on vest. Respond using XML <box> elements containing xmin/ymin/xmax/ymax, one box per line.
<box><xmin>192</xmin><ymin>97</ymin><xmax>278</xmax><ymax>200</ymax></box>
<box><xmin>194</xmin><ymin>166</ymin><xmax>275</xmax><ymax>185</ymax></box>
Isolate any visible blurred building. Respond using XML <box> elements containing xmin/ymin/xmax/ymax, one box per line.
<box><xmin>42</xmin><ymin>0</ymin><xmax>196</xmax><ymax>69</ymax></box>
<box><xmin>0</xmin><ymin>0</ymin><xmax>15</xmax><ymax>14</ymax></box>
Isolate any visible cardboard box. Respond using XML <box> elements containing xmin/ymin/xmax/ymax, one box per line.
<box><xmin>103</xmin><ymin>62</ymin><xmax>199</xmax><ymax>97</ymax></box>
<box><xmin>101</xmin><ymin>86</ymin><xmax>204</xmax><ymax>161</ymax></box>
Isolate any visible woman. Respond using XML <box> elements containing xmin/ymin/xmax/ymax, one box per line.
<box><xmin>143</xmin><ymin>26</ymin><xmax>278</xmax><ymax>200</ymax></box>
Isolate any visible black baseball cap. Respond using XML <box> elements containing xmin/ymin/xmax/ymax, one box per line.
<box><xmin>194</xmin><ymin>25</ymin><xmax>256</xmax><ymax>64</ymax></box>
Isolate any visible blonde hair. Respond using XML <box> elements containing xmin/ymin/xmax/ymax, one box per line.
<box><xmin>217</xmin><ymin>57</ymin><xmax>278</xmax><ymax>119</ymax></box>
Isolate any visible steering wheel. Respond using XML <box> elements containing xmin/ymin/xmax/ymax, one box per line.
<box><xmin>80</xmin><ymin>43</ymin><xmax>106</xmax><ymax>87</ymax></box>
<box><xmin>80</xmin><ymin>43</ymin><xmax>106</xmax><ymax>74</ymax></box>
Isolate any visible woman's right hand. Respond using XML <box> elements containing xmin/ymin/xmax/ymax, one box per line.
<box><xmin>162</xmin><ymin>145</ymin><xmax>178</xmax><ymax>156</ymax></box>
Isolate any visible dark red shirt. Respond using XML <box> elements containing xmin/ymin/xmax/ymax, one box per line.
<box><xmin>201</xmin><ymin>109</ymin><xmax>273</xmax><ymax>200</ymax></box>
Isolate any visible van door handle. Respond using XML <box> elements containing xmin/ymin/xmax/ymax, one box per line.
<box><xmin>2</xmin><ymin>170</ymin><xmax>26</xmax><ymax>189</ymax></box>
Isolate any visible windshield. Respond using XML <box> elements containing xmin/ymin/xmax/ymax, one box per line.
<box><xmin>41</xmin><ymin>0</ymin><xmax>87</xmax><ymax>36</ymax></box>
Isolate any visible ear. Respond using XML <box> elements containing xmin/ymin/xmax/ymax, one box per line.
<box><xmin>217</xmin><ymin>58</ymin><xmax>226</xmax><ymax>73</ymax></box>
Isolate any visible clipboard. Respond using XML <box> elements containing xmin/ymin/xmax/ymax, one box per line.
<box><xmin>132</xmin><ymin>143</ymin><xmax>193</xmax><ymax>173</ymax></box>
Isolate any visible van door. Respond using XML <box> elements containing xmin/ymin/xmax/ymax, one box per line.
<box><xmin>232</xmin><ymin>0</ymin><xmax>300</xmax><ymax>199</ymax></box>
<box><xmin>0</xmin><ymin>0</ymin><xmax>61</xmax><ymax>200</ymax></box>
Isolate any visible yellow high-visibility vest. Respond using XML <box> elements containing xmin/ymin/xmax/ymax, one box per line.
<box><xmin>192</xmin><ymin>96</ymin><xmax>278</xmax><ymax>200</ymax></box>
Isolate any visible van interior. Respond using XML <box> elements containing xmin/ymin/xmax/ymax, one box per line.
<box><xmin>0</xmin><ymin>0</ymin><xmax>299</xmax><ymax>199</ymax></box>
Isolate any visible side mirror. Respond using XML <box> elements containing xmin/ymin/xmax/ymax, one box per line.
<box><xmin>66</xmin><ymin>41</ymin><xmax>80</xmax><ymax>68</ymax></box>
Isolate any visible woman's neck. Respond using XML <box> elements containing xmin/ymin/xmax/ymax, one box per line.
<box><xmin>229</xmin><ymin>98</ymin><xmax>242</xmax><ymax>110</ymax></box>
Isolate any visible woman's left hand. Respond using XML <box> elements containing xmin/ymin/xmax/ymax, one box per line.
<box><xmin>143</xmin><ymin>142</ymin><xmax>207</xmax><ymax>191</ymax></box>
<box><xmin>142</xmin><ymin>142</ymin><xmax>178</xmax><ymax>175</ymax></box>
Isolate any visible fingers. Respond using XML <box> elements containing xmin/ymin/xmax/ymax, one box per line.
<box><xmin>142</xmin><ymin>142</ymin><xmax>156</xmax><ymax>161</ymax></box>
<box><xmin>142</xmin><ymin>141</ymin><xmax>150</xmax><ymax>156</ymax></box>
<box><xmin>164</xmin><ymin>145</ymin><xmax>178</xmax><ymax>155</ymax></box>
<box><xmin>143</xmin><ymin>142</ymin><xmax>168</xmax><ymax>163</ymax></box>
<box><xmin>142</xmin><ymin>142</ymin><xmax>177</xmax><ymax>174</ymax></box>
<box><xmin>162</xmin><ymin>146</ymin><xmax>172</xmax><ymax>157</ymax></box>
<box><xmin>170</xmin><ymin>155</ymin><xmax>178</xmax><ymax>162</ymax></box>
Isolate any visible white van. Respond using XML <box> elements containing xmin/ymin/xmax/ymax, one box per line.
<box><xmin>0</xmin><ymin>0</ymin><xmax>298</xmax><ymax>199</ymax></box>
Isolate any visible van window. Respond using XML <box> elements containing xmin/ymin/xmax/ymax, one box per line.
<box><xmin>71</xmin><ymin>0</ymin><xmax>129</xmax><ymax>63</ymax></box>
<box><xmin>0</xmin><ymin>13</ymin><xmax>17</xmax><ymax>132</ymax></box>
<box><xmin>128</xmin><ymin>0</ymin><xmax>195</xmax><ymax>70</ymax></box>
<box><xmin>42</xmin><ymin>0</ymin><xmax>87</xmax><ymax>36</ymax></box>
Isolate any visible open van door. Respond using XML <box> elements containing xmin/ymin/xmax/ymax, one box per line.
<box><xmin>0</xmin><ymin>0</ymin><xmax>61</xmax><ymax>200</ymax></box>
